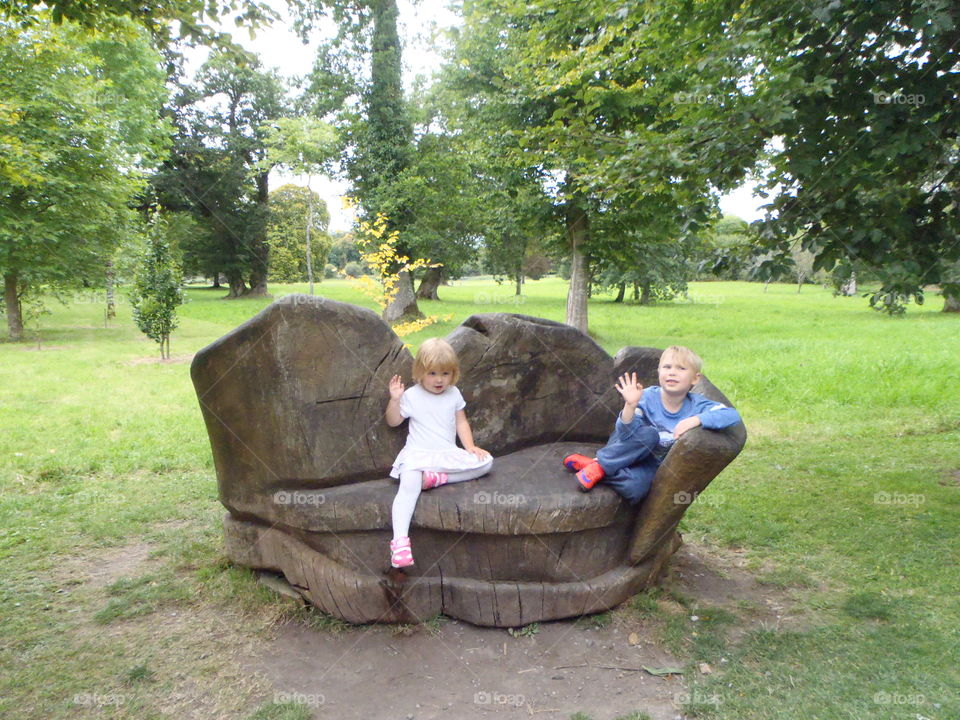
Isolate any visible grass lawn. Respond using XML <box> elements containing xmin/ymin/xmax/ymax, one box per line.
<box><xmin>1</xmin><ymin>277</ymin><xmax>958</xmax><ymax>719</ymax></box>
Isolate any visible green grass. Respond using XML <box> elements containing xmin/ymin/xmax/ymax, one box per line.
<box><xmin>1</xmin><ymin>277</ymin><xmax>959</xmax><ymax>719</ymax></box>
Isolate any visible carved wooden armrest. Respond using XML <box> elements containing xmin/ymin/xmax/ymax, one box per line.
<box><xmin>627</xmin><ymin>422</ymin><xmax>746</xmax><ymax>563</ymax></box>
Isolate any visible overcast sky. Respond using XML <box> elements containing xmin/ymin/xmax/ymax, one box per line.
<box><xmin>212</xmin><ymin>0</ymin><xmax>765</xmax><ymax>231</ymax></box>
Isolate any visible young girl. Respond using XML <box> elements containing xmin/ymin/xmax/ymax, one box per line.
<box><xmin>385</xmin><ymin>338</ymin><xmax>492</xmax><ymax>568</ymax></box>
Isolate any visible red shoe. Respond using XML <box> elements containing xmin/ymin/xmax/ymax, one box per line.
<box><xmin>576</xmin><ymin>461</ymin><xmax>605</xmax><ymax>491</ymax></box>
<box><xmin>563</xmin><ymin>453</ymin><xmax>594</xmax><ymax>472</ymax></box>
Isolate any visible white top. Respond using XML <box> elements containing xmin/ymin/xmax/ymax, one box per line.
<box><xmin>390</xmin><ymin>384</ymin><xmax>488</xmax><ymax>478</ymax></box>
<box><xmin>400</xmin><ymin>383</ymin><xmax>466</xmax><ymax>450</ymax></box>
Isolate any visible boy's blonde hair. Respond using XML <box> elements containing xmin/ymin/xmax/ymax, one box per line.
<box><xmin>660</xmin><ymin>345</ymin><xmax>703</xmax><ymax>374</ymax></box>
<box><xmin>412</xmin><ymin>338</ymin><xmax>461</xmax><ymax>384</ymax></box>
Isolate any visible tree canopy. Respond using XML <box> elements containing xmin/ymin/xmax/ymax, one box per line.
<box><xmin>0</xmin><ymin>15</ymin><xmax>169</xmax><ymax>340</ymax></box>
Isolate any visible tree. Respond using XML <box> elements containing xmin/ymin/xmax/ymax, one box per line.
<box><xmin>152</xmin><ymin>50</ymin><xmax>288</xmax><ymax>298</ymax></box>
<box><xmin>0</xmin><ymin>0</ymin><xmax>277</xmax><ymax>48</ymax></box>
<box><xmin>267</xmin><ymin>185</ymin><xmax>331</xmax><ymax>283</ymax></box>
<box><xmin>446</xmin><ymin>0</ymin><xmax>762</xmax><ymax>331</ymax></box>
<box><xmin>702</xmin><ymin>215</ymin><xmax>753</xmax><ymax>281</ymax></box>
<box><xmin>482</xmin><ymin>177</ymin><xmax>557</xmax><ymax>296</ymax></box>
<box><xmin>328</xmin><ymin>232</ymin><xmax>361</xmax><ymax>269</ymax></box>
<box><xmin>197</xmin><ymin>51</ymin><xmax>288</xmax><ymax>296</ymax></box>
<box><xmin>0</xmin><ymin>16</ymin><xmax>168</xmax><ymax>341</ymax></box>
<box><xmin>725</xmin><ymin>1</ymin><xmax>960</xmax><ymax>313</ymax></box>
<box><xmin>383</xmin><ymin>130</ymin><xmax>489</xmax><ymax>300</ymax></box>
<box><xmin>304</xmin><ymin>0</ymin><xmax>420</xmax><ymax>320</ymax></box>
<box><xmin>131</xmin><ymin>212</ymin><xmax>184</xmax><ymax>359</ymax></box>
<box><xmin>263</xmin><ymin>116</ymin><xmax>338</xmax><ymax>293</ymax></box>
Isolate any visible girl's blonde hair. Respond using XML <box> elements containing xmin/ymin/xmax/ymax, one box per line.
<box><xmin>412</xmin><ymin>338</ymin><xmax>461</xmax><ymax>384</ymax></box>
<box><xmin>660</xmin><ymin>345</ymin><xmax>703</xmax><ymax>374</ymax></box>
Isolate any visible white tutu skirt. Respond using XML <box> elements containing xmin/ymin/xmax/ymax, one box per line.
<box><xmin>390</xmin><ymin>446</ymin><xmax>489</xmax><ymax>479</ymax></box>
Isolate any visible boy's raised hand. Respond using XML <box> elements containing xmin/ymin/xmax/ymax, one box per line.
<box><xmin>615</xmin><ymin>372</ymin><xmax>644</xmax><ymax>406</ymax></box>
<box><xmin>388</xmin><ymin>374</ymin><xmax>405</xmax><ymax>401</ymax></box>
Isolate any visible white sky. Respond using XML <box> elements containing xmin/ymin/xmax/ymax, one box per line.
<box><xmin>213</xmin><ymin>0</ymin><xmax>765</xmax><ymax>231</ymax></box>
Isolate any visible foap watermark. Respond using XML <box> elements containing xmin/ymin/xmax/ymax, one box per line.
<box><xmin>273</xmin><ymin>691</ymin><xmax>325</xmax><ymax>707</ymax></box>
<box><xmin>272</xmin><ymin>490</ymin><xmax>326</xmax><ymax>507</ymax></box>
<box><xmin>673</xmin><ymin>91</ymin><xmax>722</xmax><ymax>105</ymax></box>
<box><xmin>686</xmin><ymin>292</ymin><xmax>725</xmax><ymax>306</ymax></box>
<box><xmin>674</xmin><ymin>689</ymin><xmax>722</xmax><ymax>707</ymax></box>
<box><xmin>474</xmin><ymin>291</ymin><xmax>525</xmax><ymax>306</ymax></box>
<box><xmin>473</xmin><ymin>691</ymin><xmax>525</xmax><ymax>707</ymax></box>
<box><xmin>69</xmin><ymin>290</ymin><xmax>129</xmax><ymax>306</ymax></box>
<box><xmin>873</xmin><ymin>491</ymin><xmax>924</xmax><ymax>507</ymax></box>
<box><xmin>73</xmin><ymin>692</ymin><xmax>126</xmax><ymax>707</ymax></box>
<box><xmin>275</xmin><ymin>293</ymin><xmax>326</xmax><ymax>307</ymax></box>
<box><xmin>474</xmin><ymin>490</ymin><xmax>526</xmax><ymax>506</ymax></box>
<box><xmin>673</xmin><ymin>490</ymin><xmax>722</xmax><ymax>507</ymax></box>
<box><xmin>872</xmin><ymin>691</ymin><xmax>925</xmax><ymax>706</ymax></box>
<box><xmin>872</xmin><ymin>90</ymin><xmax>925</xmax><ymax>106</ymax></box>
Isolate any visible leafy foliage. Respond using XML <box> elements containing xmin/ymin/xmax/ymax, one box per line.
<box><xmin>0</xmin><ymin>0</ymin><xmax>278</xmax><ymax>48</ymax></box>
<box><xmin>131</xmin><ymin>212</ymin><xmax>184</xmax><ymax>358</ymax></box>
<box><xmin>267</xmin><ymin>184</ymin><xmax>331</xmax><ymax>283</ymax></box>
<box><xmin>729</xmin><ymin>0</ymin><xmax>960</xmax><ymax>312</ymax></box>
<box><xmin>0</xmin><ymin>15</ymin><xmax>168</xmax><ymax>339</ymax></box>
<box><xmin>349</xmin><ymin>214</ymin><xmax>448</xmax><ymax>335</ymax></box>
<box><xmin>150</xmin><ymin>49</ymin><xmax>288</xmax><ymax>296</ymax></box>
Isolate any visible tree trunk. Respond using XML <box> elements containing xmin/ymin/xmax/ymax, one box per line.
<box><xmin>565</xmin><ymin>201</ymin><xmax>590</xmax><ymax>334</ymax></box>
<box><xmin>105</xmin><ymin>259</ymin><xmax>116</xmax><ymax>320</ymax></box>
<box><xmin>383</xmin><ymin>270</ymin><xmax>422</xmax><ymax>323</ymax></box>
<box><xmin>225</xmin><ymin>272</ymin><xmax>247</xmax><ymax>299</ymax></box>
<box><xmin>515</xmin><ymin>273</ymin><xmax>523</xmax><ymax>297</ymax></box>
<box><xmin>306</xmin><ymin>191</ymin><xmax>315</xmax><ymax>295</ymax></box>
<box><xmin>633</xmin><ymin>282</ymin><xmax>640</xmax><ymax>301</ymax></box>
<box><xmin>841</xmin><ymin>272</ymin><xmax>857</xmax><ymax>296</ymax></box>
<box><xmin>416</xmin><ymin>266</ymin><xmax>443</xmax><ymax>300</ymax></box>
<box><xmin>614</xmin><ymin>282</ymin><xmax>625</xmax><ymax>303</ymax></box>
<box><xmin>944</xmin><ymin>289</ymin><xmax>960</xmax><ymax>313</ymax></box>
<box><xmin>4</xmin><ymin>271</ymin><xmax>23</xmax><ymax>342</ymax></box>
<box><xmin>212</xmin><ymin>275</ymin><xmax>221</xmax><ymax>289</ymax></box>
<box><xmin>246</xmin><ymin>171</ymin><xmax>271</xmax><ymax>297</ymax></box>
<box><xmin>639</xmin><ymin>281</ymin><xmax>652</xmax><ymax>305</ymax></box>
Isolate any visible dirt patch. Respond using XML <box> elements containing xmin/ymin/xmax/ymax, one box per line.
<box><xmin>29</xmin><ymin>536</ymin><xmax>803</xmax><ymax>720</ymax></box>
<box><xmin>664</xmin><ymin>542</ymin><xmax>809</xmax><ymax>635</ymax></box>
<box><xmin>938</xmin><ymin>469</ymin><xmax>960</xmax><ymax>487</ymax></box>
<box><xmin>253</xmin><ymin>616</ymin><xmax>685</xmax><ymax>720</ymax></box>
<box><xmin>55</xmin><ymin>541</ymin><xmax>159</xmax><ymax>590</ymax></box>
<box><xmin>245</xmin><ymin>539</ymin><xmax>804</xmax><ymax>720</ymax></box>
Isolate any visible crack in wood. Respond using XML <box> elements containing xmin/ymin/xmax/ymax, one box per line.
<box><xmin>314</xmin><ymin>395</ymin><xmax>365</xmax><ymax>405</ymax></box>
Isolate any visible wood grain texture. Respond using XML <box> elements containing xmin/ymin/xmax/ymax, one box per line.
<box><xmin>194</xmin><ymin>302</ymin><xmax>746</xmax><ymax>626</ymax></box>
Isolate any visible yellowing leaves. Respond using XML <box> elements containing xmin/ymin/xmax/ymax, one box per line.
<box><xmin>345</xmin><ymin>213</ymin><xmax>447</xmax><ymax>338</ymax></box>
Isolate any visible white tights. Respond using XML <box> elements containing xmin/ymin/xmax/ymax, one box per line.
<box><xmin>391</xmin><ymin>459</ymin><xmax>493</xmax><ymax>540</ymax></box>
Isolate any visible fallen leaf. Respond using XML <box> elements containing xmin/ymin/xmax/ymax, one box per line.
<box><xmin>642</xmin><ymin>665</ymin><xmax>684</xmax><ymax>676</ymax></box>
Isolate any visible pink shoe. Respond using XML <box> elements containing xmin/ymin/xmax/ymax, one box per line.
<box><xmin>421</xmin><ymin>471</ymin><xmax>448</xmax><ymax>490</ymax></box>
<box><xmin>390</xmin><ymin>536</ymin><xmax>414</xmax><ymax>568</ymax></box>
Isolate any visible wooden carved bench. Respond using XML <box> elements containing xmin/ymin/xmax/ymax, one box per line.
<box><xmin>191</xmin><ymin>297</ymin><xmax>746</xmax><ymax>626</ymax></box>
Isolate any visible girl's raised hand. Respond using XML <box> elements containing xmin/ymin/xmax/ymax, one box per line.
<box><xmin>615</xmin><ymin>372</ymin><xmax>644</xmax><ymax>406</ymax></box>
<box><xmin>388</xmin><ymin>374</ymin><xmax>405</xmax><ymax>401</ymax></box>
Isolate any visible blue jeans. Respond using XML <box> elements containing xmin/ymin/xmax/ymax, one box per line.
<box><xmin>596</xmin><ymin>417</ymin><xmax>662</xmax><ymax>505</ymax></box>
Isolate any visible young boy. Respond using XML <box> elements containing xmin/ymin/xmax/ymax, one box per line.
<box><xmin>563</xmin><ymin>346</ymin><xmax>741</xmax><ymax>504</ymax></box>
